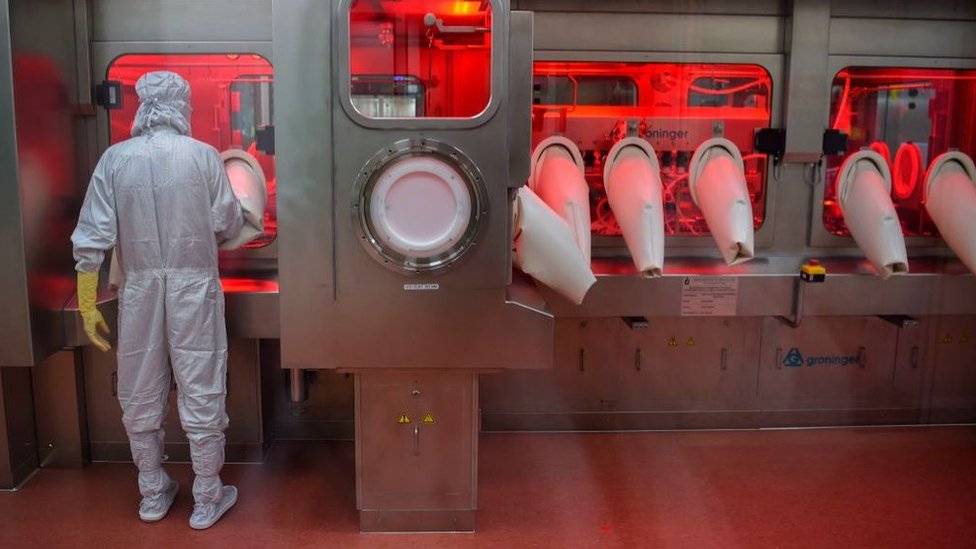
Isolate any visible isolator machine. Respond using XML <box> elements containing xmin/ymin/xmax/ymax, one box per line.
<box><xmin>1</xmin><ymin>0</ymin><xmax>976</xmax><ymax>537</ymax></box>
<box><xmin>275</xmin><ymin>0</ymin><xmax>551</xmax><ymax>531</ymax></box>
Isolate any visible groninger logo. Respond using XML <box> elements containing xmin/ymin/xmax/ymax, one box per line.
<box><xmin>783</xmin><ymin>347</ymin><xmax>860</xmax><ymax>368</ymax></box>
<box><xmin>782</xmin><ymin>348</ymin><xmax>804</xmax><ymax>367</ymax></box>
<box><xmin>644</xmin><ymin>127</ymin><xmax>690</xmax><ymax>141</ymax></box>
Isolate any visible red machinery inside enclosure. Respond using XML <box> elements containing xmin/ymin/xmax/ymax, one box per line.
<box><xmin>348</xmin><ymin>0</ymin><xmax>492</xmax><ymax>119</ymax></box>
<box><xmin>531</xmin><ymin>61</ymin><xmax>772</xmax><ymax>238</ymax></box>
<box><xmin>824</xmin><ymin>67</ymin><xmax>976</xmax><ymax>238</ymax></box>
<box><xmin>106</xmin><ymin>54</ymin><xmax>277</xmax><ymax>248</ymax></box>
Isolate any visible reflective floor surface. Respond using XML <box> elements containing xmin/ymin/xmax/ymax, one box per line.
<box><xmin>2</xmin><ymin>427</ymin><xmax>975</xmax><ymax>548</ymax></box>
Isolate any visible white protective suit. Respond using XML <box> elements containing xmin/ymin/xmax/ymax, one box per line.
<box><xmin>71</xmin><ymin>72</ymin><xmax>244</xmax><ymax>515</ymax></box>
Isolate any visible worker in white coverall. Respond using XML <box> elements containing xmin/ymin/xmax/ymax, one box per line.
<box><xmin>71</xmin><ymin>71</ymin><xmax>244</xmax><ymax>529</ymax></box>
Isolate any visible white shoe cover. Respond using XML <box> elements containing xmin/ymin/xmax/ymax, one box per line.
<box><xmin>189</xmin><ymin>485</ymin><xmax>238</xmax><ymax>530</ymax></box>
<box><xmin>139</xmin><ymin>479</ymin><xmax>179</xmax><ymax>522</ymax></box>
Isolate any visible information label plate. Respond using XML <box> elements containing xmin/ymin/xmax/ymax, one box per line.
<box><xmin>680</xmin><ymin>276</ymin><xmax>738</xmax><ymax>316</ymax></box>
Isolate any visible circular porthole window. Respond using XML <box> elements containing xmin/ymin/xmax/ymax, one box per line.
<box><xmin>354</xmin><ymin>139</ymin><xmax>487</xmax><ymax>274</ymax></box>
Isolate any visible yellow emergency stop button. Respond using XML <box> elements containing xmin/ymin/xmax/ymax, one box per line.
<box><xmin>800</xmin><ymin>259</ymin><xmax>826</xmax><ymax>282</ymax></box>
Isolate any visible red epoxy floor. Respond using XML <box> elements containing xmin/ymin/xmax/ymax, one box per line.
<box><xmin>2</xmin><ymin>427</ymin><xmax>976</xmax><ymax>548</ymax></box>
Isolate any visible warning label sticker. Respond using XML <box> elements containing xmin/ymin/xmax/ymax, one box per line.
<box><xmin>680</xmin><ymin>276</ymin><xmax>738</xmax><ymax>316</ymax></box>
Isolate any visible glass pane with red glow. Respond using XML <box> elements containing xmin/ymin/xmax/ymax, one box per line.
<box><xmin>532</xmin><ymin>62</ymin><xmax>772</xmax><ymax>237</ymax></box>
<box><xmin>348</xmin><ymin>0</ymin><xmax>492</xmax><ymax>119</ymax></box>
<box><xmin>824</xmin><ymin>67</ymin><xmax>976</xmax><ymax>237</ymax></box>
<box><xmin>106</xmin><ymin>54</ymin><xmax>276</xmax><ymax>248</ymax></box>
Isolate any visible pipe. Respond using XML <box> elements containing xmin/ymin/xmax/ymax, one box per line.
<box><xmin>529</xmin><ymin>136</ymin><xmax>591</xmax><ymax>263</ymax></box>
<box><xmin>513</xmin><ymin>186</ymin><xmax>596</xmax><ymax>305</ymax></box>
<box><xmin>603</xmin><ymin>137</ymin><xmax>664</xmax><ymax>277</ymax></box>
<box><xmin>688</xmin><ymin>138</ymin><xmax>755</xmax><ymax>265</ymax></box>
<box><xmin>924</xmin><ymin>151</ymin><xmax>976</xmax><ymax>275</ymax></box>
<box><xmin>288</xmin><ymin>368</ymin><xmax>307</xmax><ymax>416</ymax></box>
<box><xmin>836</xmin><ymin>150</ymin><xmax>909</xmax><ymax>278</ymax></box>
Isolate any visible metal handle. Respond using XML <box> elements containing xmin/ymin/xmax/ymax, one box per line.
<box><xmin>911</xmin><ymin>346</ymin><xmax>920</xmax><ymax>369</ymax></box>
<box><xmin>720</xmin><ymin>348</ymin><xmax>729</xmax><ymax>371</ymax></box>
<box><xmin>775</xmin><ymin>347</ymin><xmax>783</xmax><ymax>369</ymax></box>
<box><xmin>413</xmin><ymin>425</ymin><xmax>420</xmax><ymax>456</ymax></box>
<box><xmin>635</xmin><ymin>347</ymin><xmax>642</xmax><ymax>371</ymax></box>
<box><xmin>579</xmin><ymin>348</ymin><xmax>586</xmax><ymax>372</ymax></box>
<box><xmin>858</xmin><ymin>346</ymin><xmax>867</xmax><ymax>369</ymax></box>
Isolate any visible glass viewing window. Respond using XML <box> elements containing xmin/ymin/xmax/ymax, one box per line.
<box><xmin>106</xmin><ymin>54</ymin><xmax>276</xmax><ymax>249</ymax></box>
<box><xmin>348</xmin><ymin>0</ymin><xmax>493</xmax><ymax>119</ymax></box>
<box><xmin>824</xmin><ymin>67</ymin><xmax>976</xmax><ymax>238</ymax></box>
<box><xmin>532</xmin><ymin>61</ymin><xmax>773</xmax><ymax>237</ymax></box>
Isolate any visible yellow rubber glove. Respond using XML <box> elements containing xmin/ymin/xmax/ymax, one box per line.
<box><xmin>77</xmin><ymin>271</ymin><xmax>112</xmax><ymax>352</ymax></box>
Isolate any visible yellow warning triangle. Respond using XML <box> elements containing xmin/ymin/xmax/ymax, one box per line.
<box><xmin>686</xmin><ymin>337</ymin><xmax>696</xmax><ymax>347</ymax></box>
<box><xmin>397</xmin><ymin>413</ymin><xmax>411</xmax><ymax>424</ymax></box>
<box><xmin>667</xmin><ymin>337</ymin><xmax>678</xmax><ymax>347</ymax></box>
<box><xmin>422</xmin><ymin>413</ymin><xmax>435</xmax><ymax>424</ymax></box>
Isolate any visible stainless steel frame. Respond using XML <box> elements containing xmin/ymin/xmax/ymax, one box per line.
<box><xmin>0</xmin><ymin>0</ymin><xmax>34</xmax><ymax>368</ymax></box>
<box><xmin>277</xmin><ymin>0</ymin><xmax>552</xmax><ymax>372</ymax></box>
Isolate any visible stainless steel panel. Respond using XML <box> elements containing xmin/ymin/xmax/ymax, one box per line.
<box><xmin>0</xmin><ymin>0</ymin><xmax>81</xmax><ymax>366</ymax></box>
<box><xmin>532</xmin><ymin>12</ymin><xmax>785</xmax><ymax>54</ymax></box>
<box><xmin>774</xmin><ymin>1</ymin><xmax>831</xmax><ymax>252</ymax></box>
<box><xmin>274</xmin><ymin>0</ymin><xmax>335</xmax><ymax>369</ymax></box>
<box><xmin>757</xmin><ymin>316</ymin><xmax>909</xmax><ymax>411</ymax></box>
<box><xmin>928</xmin><ymin>316</ymin><xmax>976</xmax><ymax>420</ymax></box>
<box><xmin>72</xmin><ymin>0</ymin><xmax>91</xmax><ymax>104</ymax></box>
<box><xmin>355</xmin><ymin>370</ymin><xmax>477</xmax><ymax>531</ymax></box>
<box><xmin>91</xmin><ymin>0</ymin><xmax>272</xmax><ymax>42</ymax></box>
<box><xmin>830</xmin><ymin>0</ymin><xmax>976</xmax><ymax>20</ymax></box>
<box><xmin>829</xmin><ymin>18</ymin><xmax>976</xmax><ymax>58</ymax></box>
<box><xmin>507</xmin><ymin>11</ymin><xmax>533</xmax><ymax>190</ymax></box>
<box><xmin>10</xmin><ymin>0</ymin><xmax>78</xmax><ymax>84</ymax></box>
<box><xmin>32</xmin><ymin>350</ymin><xmax>89</xmax><ymax>468</ymax></box>
<box><xmin>0</xmin><ymin>0</ymin><xmax>33</xmax><ymax>367</ymax></box>
<box><xmin>541</xmin><ymin>257</ymin><xmax>976</xmax><ymax>319</ymax></box>
<box><xmin>481</xmin><ymin>317</ymin><xmax>762</xmax><ymax>430</ymax></box>
<box><xmin>541</xmin><ymin>258</ymin><xmax>797</xmax><ymax>318</ymax></box>
<box><xmin>783</xmin><ymin>0</ymin><xmax>830</xmax><ymax>158</ymax></box>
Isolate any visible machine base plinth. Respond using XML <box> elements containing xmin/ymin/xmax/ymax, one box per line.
<box><xmin>359</xmin><ymin>510</ymin><xmax>476</xmax><ymax>532</ymax></box>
